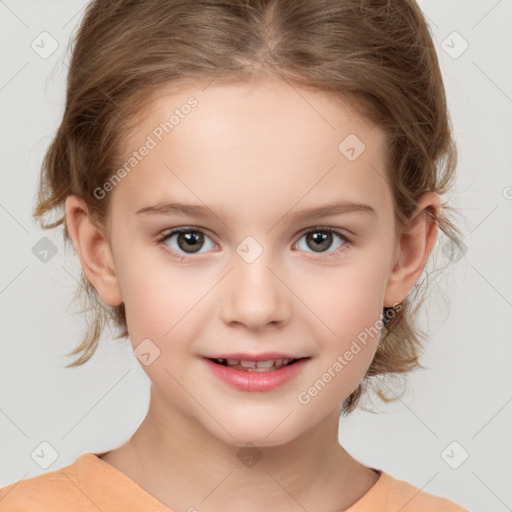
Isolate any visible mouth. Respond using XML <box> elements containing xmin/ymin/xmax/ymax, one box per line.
<box><xmin>206</xmin><ymin>357</ymin><xmax>308</xmax><ymax>372</ymax></box>
<box><xmin>203</xmin><ymin>355</ymin><xmax>311</xmax><ymax>392</ymax></box>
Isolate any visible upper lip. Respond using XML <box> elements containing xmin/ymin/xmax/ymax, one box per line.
<box><xmin>203</xmin><ymin>352</ymin><xmax>309</xmax><ymax>361</ymax></box>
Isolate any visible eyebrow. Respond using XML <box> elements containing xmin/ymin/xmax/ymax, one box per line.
<box><xmin>135</xmin><ymin>201</ymin><xmax>376</xmax><ymax>222</ymax></box>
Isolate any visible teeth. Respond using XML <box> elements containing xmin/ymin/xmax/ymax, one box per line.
<box><xmin>238</xmin><ymin>359</ymin><xmax>256</xmax><ymax>368</ymax></box>
<box><xmin>255</xmin><ymin>359</ymin><xmax>277</xmax><ymax>368</ymax></box>
<box><xmin>215</xmin><ymin>358</ymin><xmax>294</xmax><ymax>371</ymax></box>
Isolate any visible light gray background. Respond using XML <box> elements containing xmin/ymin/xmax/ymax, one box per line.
<box><xmin>1</xmin><ymin>1</ymin><xmax>511</xmax><ymax>510</ymax></box>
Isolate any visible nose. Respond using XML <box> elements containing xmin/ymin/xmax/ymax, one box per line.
<box><xmin>220</xmin><ymin>251</ymin><xmax>292</xmax><ymax>330</ymax></box>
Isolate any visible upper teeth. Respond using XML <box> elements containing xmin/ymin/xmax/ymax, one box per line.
<box><xmin>216</xmin><ymin>358</ymin><xmax>293</xmax><ymax>370</ymax></box>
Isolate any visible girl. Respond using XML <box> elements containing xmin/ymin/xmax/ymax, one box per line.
<box><xmin>0</xmin><ymin>0</ymin><xmax>469</xmax><ymax>510</ymax></box>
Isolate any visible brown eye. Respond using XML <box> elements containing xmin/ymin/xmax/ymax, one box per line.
<box><xmin>306</xmin><ymin>231</ymin><xmax>332</xmax><ymax>252</ymax></box>
<box><xmin>158</xmin><ymin>228</ymin><xmax>216</xmax><ymax>256</ymax></box>
<box><xmin>176</xmin><ymin>231</ymin><xmax>204</xmax><ymax>253</ymax></box>
<box><xmin>295</xmin><ymin>228</ymin><xmax>349</xmax><ymax>256</ymax></box>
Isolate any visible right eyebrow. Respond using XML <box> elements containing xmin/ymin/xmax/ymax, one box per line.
<box><xmin>135</xmin><ymin>202</ymin><xmax>230</xmax><ymax>221</ymax></box>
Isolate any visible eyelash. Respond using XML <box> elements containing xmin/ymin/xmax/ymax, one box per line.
<box><xmin>156</xmin><ymin>226</ymin><xmax>351</xmax><ymax>262</ymax></box>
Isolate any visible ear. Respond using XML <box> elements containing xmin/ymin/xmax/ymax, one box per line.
<box><xmin>384</xmin><ymin>192</ymin><xmax>441</xmax><ymax>306</ymax></box>
<box><xmin>64</xmin><ymin>195</ymin><xmax>123</xmax><ymax>307</ymax></box>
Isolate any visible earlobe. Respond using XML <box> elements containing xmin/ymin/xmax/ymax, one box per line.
<box><xmin>64</xmin><ymin>195</ymin><xmax>123</xmax><ymax>307</ymax></box>
<box><xmin>384</xmin><ymin>192</ymin><xmax>441</xmax><ymax>306</ymax></box>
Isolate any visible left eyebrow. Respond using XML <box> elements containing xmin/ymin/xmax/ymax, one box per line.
<box><xmin>285</xmin><ymin>201</ymin><xmax>376</xmax><ymax>222</ymax></box>
<box><xmin>135</xmin><ymin>201</ymin><xmax>376</xmax><ymax>222</ymax></box>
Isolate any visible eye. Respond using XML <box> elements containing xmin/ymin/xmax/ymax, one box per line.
<box><xmin>294</xmin><ymin>227</ymin><xmax>349</xmax><ymax>258</ymax></box>
<box><xmin>157</xmin><ymin>227</ymin><xmax>216</xmax><ymax>259</ymax></box>
<box><xmin>156</xmin><ymin>226</ymin><xmax>350</xmax><ymax>261</ymax></box>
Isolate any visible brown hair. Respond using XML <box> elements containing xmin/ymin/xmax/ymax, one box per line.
<box><xmin>34</xmin><ymin>0</ymin><xmax>461</xmax><ymax>414</ymax></box>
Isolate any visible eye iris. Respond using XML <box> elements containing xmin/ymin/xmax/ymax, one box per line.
<box><xmin>307</xmin><ymin>231</ymin><xmax>331</xmax><ymax>252</ymax></box>
<box><xmin>178</xmin><ymin>231</ymin><xmax>204</xmax><ymax>253</ymax></box>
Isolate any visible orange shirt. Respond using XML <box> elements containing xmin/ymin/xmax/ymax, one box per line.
<box><xmin>0</xmin><ymin>452</ymin><xmax>469</xmax><ymax>511</ymax></box>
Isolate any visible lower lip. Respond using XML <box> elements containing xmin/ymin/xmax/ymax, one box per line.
<box><xmin>203</xmin><ymin>358</ymin><xmax>309</xmax><ymax>392</ymax></box>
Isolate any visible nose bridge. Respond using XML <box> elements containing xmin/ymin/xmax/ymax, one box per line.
<box><xmin>221</xmin><ymin>237</ymin><xmax>291</xmax><ymax>328</ymax></box>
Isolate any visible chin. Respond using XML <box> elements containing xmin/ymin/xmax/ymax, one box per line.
<box><xmin>207</xmin><ymin>417</ymin><xmax>305</xmax><ymax>449</ymax></box>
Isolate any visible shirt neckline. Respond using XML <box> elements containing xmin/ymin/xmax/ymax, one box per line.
<box><xmin>80</xmin><ymin>451</ymin><xmax>173</xmax><ymax>511</ymax></box>
<box><xmin>81</xmin><ymin>451</ymin><xmax>387</xmax><ymax>511</ymax></box>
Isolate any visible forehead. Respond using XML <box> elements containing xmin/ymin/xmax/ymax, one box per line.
<box><xmin>111</xmin><ymin>79</ymin><xmax>391</xmax><ymax>223</ymax></box>
<box><xmin>127</xmin><ymin>78</ymin><xmax>382</xmax><ymax>150</ymax></box>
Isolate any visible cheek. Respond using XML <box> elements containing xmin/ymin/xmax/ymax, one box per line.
<box><xmin>307</xmin><ymin>257</ymin><xmax>389</xmax><ymax>338</ymax></box>
<box><xmin>122</xmin><ymin>275</ymin><xmax>187</xmax><ymax>338</ymax></box>
<box><xmin>298</xmin><ymin>254</ymin><xmax>390</xmax><ymax>387</ymax></box>
<box><xmin>118</xmin><ymin>249</ymin><xmax>214</xmax><ymax>353</ymax></box>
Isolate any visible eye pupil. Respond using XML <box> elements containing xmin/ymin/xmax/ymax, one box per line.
<box><xmin>307</xmin><ymin>231</ymin><xmax>332</xmax><ymax>252</ymax></box>
<box><xmin>178</xmin><ymin>231</ymin><xmax>203</xmax><ymax>253</ymax></box>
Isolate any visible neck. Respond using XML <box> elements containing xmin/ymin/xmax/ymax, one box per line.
<box><xmin>107</xmin><ymin>384</ymin><xmax>378</xmax><ymax>512</ymax></box>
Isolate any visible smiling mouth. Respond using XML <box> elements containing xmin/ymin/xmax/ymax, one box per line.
<box><xmin>207</xmin><ymin>357</ymin><xmax>308</xmax><ymax>371</ymax></box>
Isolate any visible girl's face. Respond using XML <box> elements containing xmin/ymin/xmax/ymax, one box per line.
<box><xmin>101</xmin><ymin>79</ymin><xmax>401</xmax><ymax>446</ymax></box>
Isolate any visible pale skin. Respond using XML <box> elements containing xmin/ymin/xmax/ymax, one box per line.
<box><xmin>65</xmin><ymin>77</ymin><xmax>440</xmax><ymax>512</ymax></box>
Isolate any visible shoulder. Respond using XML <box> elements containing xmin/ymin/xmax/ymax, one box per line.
<box><xmin>379</xmin><ymin>471</ymin><xmax>470</xmax><ymax>511</ymax></box>
<box><xmin>0</xmin><ymin>455</ymin><xmax>87</xmax><ymax>511</ymax></box>
<box><xmin>351</xmin><ymin>470</ymin><xmax>470</xmax><ymax>512</ymax></box>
